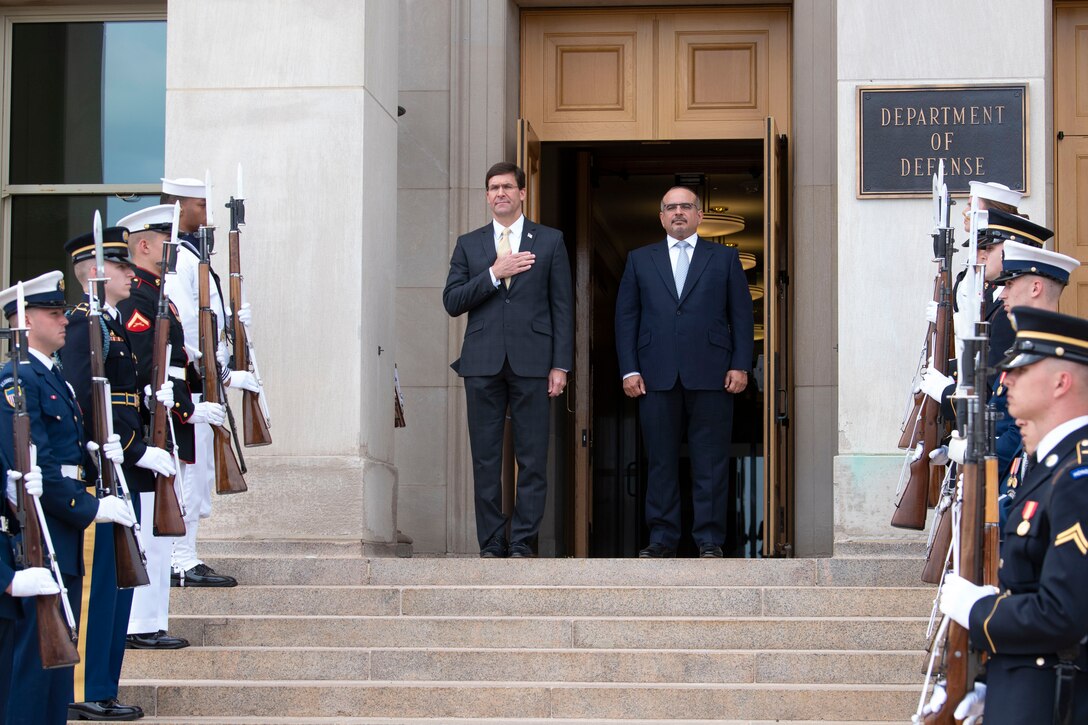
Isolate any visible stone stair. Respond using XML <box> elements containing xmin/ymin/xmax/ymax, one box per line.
<box><xmin>113</xmin><ymin>541</ymin><xmax>935</xmax><ymax>724</ymax></box>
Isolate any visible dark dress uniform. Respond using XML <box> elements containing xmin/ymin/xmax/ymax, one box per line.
<box><xmin>967</xmin><ymin>424</ymin><xmax>1088</xmax><ymax>724</ymax></box>
<box><xmin>58</xmin><ymin>297</ymin><xmax>144</xmax><ymax>709</ymax></box>
<box><xmin>962</xmin><ymin>305</ymin><xmax>1088</xmax><ymax>725</ymax></box>
<box><xmin>0</xmin><ymin>513</ymin><xmax>21</xmax><ymax>722</ymax></box>
<box><xmin>116</xmin><ymin>266</ymin><xmax>196</xmax><ymax>462</ymax></box>
<box><xmin>0</xmin><ymin>352</ymin><xmax>98</xmax><ymax>725</ymax></box>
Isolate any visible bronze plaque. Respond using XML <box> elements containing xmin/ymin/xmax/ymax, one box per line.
<box><xmin>857</xmin><ymin>84</ymin><xmax>1028</xmax><ymax>198</ymax></box>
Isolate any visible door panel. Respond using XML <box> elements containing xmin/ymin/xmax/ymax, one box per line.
<box><xmin>1056</xmin><ymin>5</ymin><xmax>1088</xmax><ymax>318</ymax></box>
<box><xmin>763</xmin><ymin>117</ymin><xmax>793</xmax><ymax>557</ymax></box>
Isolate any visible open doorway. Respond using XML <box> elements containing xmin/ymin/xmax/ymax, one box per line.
<box><xmin>537</xmin><ymin>139</ymin><xmax>783</xmax><ymax>558</ymax></box>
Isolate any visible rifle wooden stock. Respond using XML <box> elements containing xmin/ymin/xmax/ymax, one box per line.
<box><xmin>898</xmin><ymin>392</ymin><xmax>923</xmax><ymax>450</ymax></box>
<box><xmin>927</xmin><ymin>271</ymin><xmax>953</xmax><ymax>508</ymax></box>
<box><xmin>149</xmin><ymin>312</ymin><xmax>185</xmax><ymax>537</ymax></box>
<box><xmin>87</xmin><ymin>313</ymin><xmax>149</xmax><ymax>589</ymax></box>
<box><xmin>921</xmin><ymin>503</ymin><xmax>952</xmax><ymax>584</ymax></box>
<box><xmin>229</xmin><ymin>228</ymin><xmax>271</xmax><ymax>448</ymax></box>
<box><xmin>13</xmin><ymin>413</ymin><xmax>80</xmax><ymax>668</ymax></box>
<box><xmin>891</xmin><ymin>449</ymin><xmax>931</xmax><ymax>530</ymax></box>
<box><xmin>199</xmin><ymin>254</ymin><xmax>247</xmax><ymax>495</ymax></box>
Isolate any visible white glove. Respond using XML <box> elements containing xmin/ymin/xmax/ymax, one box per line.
<box><xmin>920</xmin><ymin>365</ymin><xmax>953</xmax><ymax>403</ymax></box>
<box><xmin>5</xmin><ymin>470</ymin><xmax>18</xmax><ymax>505</ymax></box>
<box><xmin>946</xmin><ymin>431</ymin><xmax>967</xmax><ymax>466</ymax></box>
<box><xmin>90</xmin><ymin>434</ymin><xmax>125</xmax><ymax>465</ymax></box>
<box><xmin>135</xmin><ymin>447</ymin><xmax>175</xmax><ymax>477</ymax></box>
<box><xmin>929</xmin><ymin>446</ymin><xmax>950</xmax><ymax>467</ymax></box>
<box><xmin>954</xmin><ymin>682</ymin><xmax>986</xmax><ymax>724</ymax></box>
<box><xmin>9</xmin><ymin>568</ymin><xmax>60</xmax><ymax>597</ymax></box>
<box><xmin>939</xmin><ymin>573</ymin><xmax>998</xmax><ymax>628</ymax></box>
<box><xmin>144</xmin><ymin>382</ymin><xmax>175</xmax><ymax>410</ymax></box>
<box><xmin>190</xmin><ymin>402</ymin><xmax>226</xmax><ymax>426</ymax></box>
<box><xmin>925</xmin><ymin>300</ymin><xmax>938</xmax><ymax>325</ymax></box>
<box><xmin>236</xmin><ymin>302</ymin><xmax>252</xmax><ymax>327</ymax></box>
<box><xmin>920</xmin><ymin>681</ymin><xmax>947</xmax><ymax>717</ymax></box>
<box><xmin>216</xmin><ymin>339</ymin><xmax>229</xmax><ymax>372</ymax></box>
<box><xmin>228</xmin><ymin>370</ymin><xmax>261</xmax><ymax>393</ymax></box>
<box><xmin>95</xmin><ymin>495</ymin><xmax>136</xmax><ymax>526</ymax></box>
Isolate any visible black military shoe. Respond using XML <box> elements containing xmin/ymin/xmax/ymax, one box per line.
<box><xmin>638</xmin><ymin>542</ymin><xmax>676</xmax><ymax>558</ymax></box>
<box><xmin>479</xmin><ymin>534</ymin><xmax>509</xmax><ymax>558</ymax></box>
<box><xmin>67</xmin><ymin>698</ymin><xmax>144</xmax><ymax>720</ymax></box>
<box><xmin>170</xmin><ymin>563</ymin><xmax>237</xmax><ymax>587</ymax></box>
<box><xmin>698</xmin><ymin>543</ymin><xmax>724</xmax><ymax>558</ymax></box>
<box><xmin>508</xmin><ymin>541</ymin><xmax>534</xmax><ymax>558</ymax></box>
<box><xmin>125</xmin><ymin>630</ymin><xmax>190</xmax><ymax>649</ymax></box>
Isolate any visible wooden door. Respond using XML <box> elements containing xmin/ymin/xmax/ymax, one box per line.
<box><xmin>1055</xmin><ymin>3</ymin><xmax>1088</xmax><ymax>317</ymax></box>
<box><xmin>571</xmin><ymin>151</ymin><xmax>594</xmax><ymax>557</ymax></box>
<box><xmin>763</xmin><ymin>117</ymin><xmax>793</xmax><ymax>557</ymax></box>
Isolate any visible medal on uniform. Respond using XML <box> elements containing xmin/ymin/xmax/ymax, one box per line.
<box><xmin>1017</xmin><ymin>500</ymin><xmax>1038</xmax><ymax>537</ymax></box>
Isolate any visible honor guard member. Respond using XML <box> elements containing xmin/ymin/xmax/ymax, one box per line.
<box><xmin>940</xmin><ymin>306</ymin><xmax>1088</xmax><ymax>725</ymax></box>
<box><xmin>920</xmin><ymin>206</ymin><xmax>1051</xmax><ymax>420</ymax></box>
<box><xmin>2</xmin><ymin>467</ymin><xmax>60</xmax><ymax>721</ymax></box>
<box><xmin>61</xmin><ymin>229</ymin><xmax>173</xmax><ymax>721</ymax></box>
<box><xmin>117</xmin><ymin>204</ymin><xmax>208</xmax><ymax>648</ymax></box>
<box><xmin>0</xmin><ymin>272</ymin><xmax>134</xmax><ymax>725</ymax></box>
<box><xmin>990</xmin><ymin>243</ymin><xmax>1080</xmax><ymax>535</ymax></box>
<box><xmin>160</xmin><ymin>177</ymin><xmax>256</xmax><ymax>586</ymax></box>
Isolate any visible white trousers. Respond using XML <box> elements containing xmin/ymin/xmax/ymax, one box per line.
<box><xmin>171</xmin><ymin>416</ymin><xmax>214</xmax><ymax>572</ymax></box>
<box><xmin>128</xmin><ymin>484</ymin><xmax>181</xmax><ymax>634</ymax></box>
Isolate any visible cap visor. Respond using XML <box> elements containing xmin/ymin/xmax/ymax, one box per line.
<box><xmin>998</xmin><ymin>351</ymin><xmax>1047</xmax><ymax>370</ymax></box>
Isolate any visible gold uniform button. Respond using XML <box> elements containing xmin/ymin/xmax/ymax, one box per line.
<box><xmin>1036</xmin><ymin>657</ymin><xmax>1046</xmax><ymax>667</ymax></box>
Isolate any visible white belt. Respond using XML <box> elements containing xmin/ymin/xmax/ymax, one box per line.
<box><xmin>61</xmin><ymin>464</ymin><xmax>85</xmax><ymax>481</ymax></box>
<box><xmin>168</xmin><ymin>366</ymin><xmax>187</xmax><ymax>379</ymax></box>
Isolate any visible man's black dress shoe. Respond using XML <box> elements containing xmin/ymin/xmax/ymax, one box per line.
<box><xmin>67</xmin><ymin>698</ymin><xmax>144</xmax><ymax>721</ymax></box>
<box><xmin>125</xmin><ymin>630</ymin><xmax>190</xmax><ymax>649</ymax></box>
<box><xmin>638</xmin><ymin>542</ymin><xmax>676</xmax><ymax>558</ymax></box>
<box><xmin>479</xmin><ymin>534</ymin><xmax>509</xmax><ymax>558</ymax></box>
<box><xmin>170</xmin><ymin>563</ymin><xmax>237</xmax><ymax>587</ymax></box>
<box><xmin>698</xmin><ymin>543</ymin><xmax>724</xmax><ymax>558</ymax></box>
<box><xmin>508</xmin><ymin>541</ymin><xmax>534</xmax><ymax>558</ymax></box>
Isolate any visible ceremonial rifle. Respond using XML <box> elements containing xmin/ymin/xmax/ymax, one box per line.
<box><xmin>197</xmin><ymin>213</ymin><xmax>248</xmax><ymax>495</ymax></box>
<box><xmin>918</xmin><ymin>329</ymin><xmax>993</xmax><ymax>724</ymax></box>
<box><xmin>148</xmin><ymin>207</ymin><xmax>185</xmax><ymax>536</ymax></box>
<box><xmin>892</xmin><ymin>166</ymin><xmax>952</xmax><ymax>530</ymax></box>
<box><xmin>225</xmin><ymin>163</ymin><xmax>271</xmax><ymax>447</ymax></box>
<box><xmin>87</xmin><ymin>212</ymin><xmax>149</xmax><ymax>588</ymax></box>
<box><xmin>6</xmin><ymin>291</ymin><xmax>80</xmax><ymax>668</ymax></box>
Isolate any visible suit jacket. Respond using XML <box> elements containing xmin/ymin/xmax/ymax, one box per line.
<box><xmin>615</xmin><ymin>238</ymin><xmax>754</xmax><ymax>391</ymax></box>
<box><xmin>443</xmin><ymin>219</ymin><xmax>573</xmax><ymax>378</ymax></box>
<box><xmin>0</xmin><ymin>355</ymin><xmax>98</xmax><ymax>577</ymax></box>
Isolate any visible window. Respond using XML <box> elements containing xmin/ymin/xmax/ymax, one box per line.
<box><xmin>4</xmin><ymin>13</ymin><xmax>166</xmax><ymax>297</ymax></box>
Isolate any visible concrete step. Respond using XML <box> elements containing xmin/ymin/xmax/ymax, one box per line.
<box><xmin>169</xmin><ymin>584</ymin><xmax>934</xmax><ymax>618</ymax></box>
<box><xmin>197</xmin><ymin>555</ymin><xmax>930</xmax><ymax>588</ymax></box>
<box><xmin>167</xmin><ymin>614</ymin><xmax>926</xmax><ymax>651</ymax></box>
<box><xmin>118</xmin><ymin>681</ymin><xmax>919</xmax><ymax>721</ymax></box>
<box><xmin>119</xmin><ymin>714</ymin><xmax>900</xmax><ymax>718</ymax></box>
<box><xmin>122</xmin><ymin>646</ymin><xmax>923</xmax><ymax>684</ymax></box>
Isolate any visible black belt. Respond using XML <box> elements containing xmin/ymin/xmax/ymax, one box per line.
<box><xmin>1054</xmin><ymin>644</ymin><xmax>1084</xmax><ymax>725</ymax></box>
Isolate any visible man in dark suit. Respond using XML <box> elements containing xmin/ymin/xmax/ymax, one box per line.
<box><xmin>615</xmin><ymin>185</ymin><xmax>754</xmax><ymax>558</ymax></box>
<box><xmin>443</xmin><ymin>162</ymin><xmax>573</xmax><ymax>558</ymax></box>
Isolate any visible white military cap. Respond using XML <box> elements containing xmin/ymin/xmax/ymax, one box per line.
<box><xmin>162</xmin><ymin>177</ymin><xmax>205</xmax><ymax>199</ymax></box>
<box><xmin>0</xmin><ymin>271</ymin><xmax>66</xmax><ymax>317</ymax></box>
<box><xmin>117</xmin><ymin>204</ymin><xmax>175</xmax><ymax>233</ymax></box>
<box><xmin>969</xmin><ymin>180</ymin><xmax>1022</xmax><ymax>208</ymax></box>
<box><xmin>995</xmin><ymin>240</ymin><xmax>1080</xmax><ymax>285</ymax></box>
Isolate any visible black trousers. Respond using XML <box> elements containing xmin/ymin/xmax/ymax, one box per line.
<box><xmin>639</xmin><ymin>383</ymin><xmax>733</xmax><ymax>547</ymax></box>
<box><xmin>464</xmin><ymin>360</ymin><xmax>551</xmax><ymax>548</ymax></box>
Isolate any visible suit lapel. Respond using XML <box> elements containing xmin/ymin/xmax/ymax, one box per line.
<box><xmin>508</xmin><ymin>223</ymin><xmax>538</xmax><ymax>292</ymax></box>
<box><xmin>678</xmin><ymin>239</ymin><xmax>712</xmax><ymax>304</ymax></box>
<box><xmin>651</xmin><ymin>242</ymin><xmax>678</xmax><ymax>301</ymax></box>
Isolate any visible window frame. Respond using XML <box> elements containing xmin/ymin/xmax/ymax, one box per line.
<box><xmin>0</xmin><ymin>4</ymin><xmax>167</xmax><ymax>287</ymax></box>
